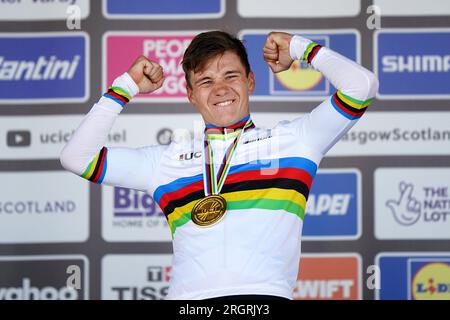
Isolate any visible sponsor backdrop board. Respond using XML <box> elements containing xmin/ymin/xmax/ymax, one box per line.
<box><xmin>0</xmin><ymin>0</ymin><xmax>449</xmax><ymax>300</ymax></box>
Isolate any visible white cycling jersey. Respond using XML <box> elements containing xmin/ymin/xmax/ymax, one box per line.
<box><xmin>60</xmin><ymin>35</ymin><xmax>378</xmax><ymax>300</ymax></box>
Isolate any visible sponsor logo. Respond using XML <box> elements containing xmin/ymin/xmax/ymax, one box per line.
<box><xmin>294</xmin><ymin>254</ymin><xmax>361</xmax><ymax>300</ymax></box>
<box><xmin>0</xmin><ymin>255</ymin><xmax>88</xmax><ymax>300</ymax></box>
<box><xmin>102</xmin><ymin>187</ymin><xmax>171</xmax><ymax>242</ymax></box>
<box><xmin>411</xmin><ymin>261</ymin><xmax>450</xmax><ymax>300</ymax></box>
<box><xmin>179</xmin><ymin>152</ymin><xmax>201</xmax><ymax>161</ymax></box>
<box><xmin>375</xmin><ymin>168</ymin><xmax>450</xmax><ymax>239</ymax></box>
<box><xmin>374</xmin><ymin>0</ymin><xmax>450</xmax><ymax>17</ymax></box>
<box><xmin>269</xmin><ymin>36</ymin><xmax>329</xmax><ymax>96</ymax></box>
<box><xmin>0</xmin><ymin>0</ymin><xmax>90</xmax><ymax>21</ymax></box>
<box><xmin>242</xmin><ymin>134</ymin><xmax>272</xmax><ymax>144</ymax></box>
<box><xmin>227</xmin><ymin>112</ymin><xmax>450</xmax><ymax>156</ymax></box>
<box><xmin>238</xmin><ymin>0</ymin><xmax>360</xmax><ymax>18</ymax></box>
<box><xmin>0</xmin><ymin>33</ymin><xmax>89</xmax><ymax>104</ymax></box>
<box><xmin>6</xmin><ymin>130</ymin><xmax>31</xmax><ymax>147</ymax></box>
<box><xmin>376</xmin><ymin>252</ymin><xmax>450</xmax><ymax>300</ymax></box>
<box><xmin>102</xmin><ymin>254</ymin><xmax>171</xmax><ymax>300</ymax></box>
<box><xmin>0</xmin><ymin>115</ymin><xmax>201</xmax><ymax>160</ymax></box>
<box><xmin>333</xmin><ymin>112</ymin><xmax>450</xmax><ymax>156</ymax></box>
<box><xmin>375</xmin><ymin>29</ymin><xmax>450</xmax><ymax>99</ymax></box>
<box><xmin>0</xmin><ymin>172</ymin><xmax>89</xmax><ymax>243</ymax></box>
<box><xmin>103</xmin><ymin>31</ymin><xmax>198</xmax><ymax>102</ymax></box>
<box><xmin>239</xmin><ymin>29</ymin><xmax>359</xmax><ymax>101</ymax></box>
<box><xmin>303</xmin><ymin>169</ymin><xmax>361</xmax><ymax>240</ymax></box>
<box><xmin>103</xmin><ymin>0</ymin><xmax>224</xmax><ymax>19</ymax></box>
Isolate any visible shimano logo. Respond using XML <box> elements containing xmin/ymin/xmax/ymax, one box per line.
<box><xmin>382</xmin><ymin>55</ymin><xmax>450</xmax><ymax>73</ymax></box>
<box><xmin>0</xmin><ymin>278</ymin><xmax>78</xmax><ymax>300</ymax></box>
<box><xmin>0</xmin><ymin>55</ymin><xmax>80</xmax><ymax>81</ymax></box>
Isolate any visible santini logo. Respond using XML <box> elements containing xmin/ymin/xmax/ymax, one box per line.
<box><xmin>0</xmin><ymin>55</ymin><xmax>80</xmax><ymax>81</ymax></box>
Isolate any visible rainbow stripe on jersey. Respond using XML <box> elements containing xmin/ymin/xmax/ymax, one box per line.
<box><xmin>154</xmin><ymin>157</ymin><xmax>317</xmax><ymax>235</ymax></box>
<box><xmin>81</xmin><ymin>146</ymin><xmax>107</xmax><ymax>184</ymax></box>
<box><xmin>331</xmin><ymin>90</ymin><xmax>374</xmax><ymax>120</ymax></box>
<box><xmin>103</xmin><ymin>86</ymin><xmax>132</xmax><ymax>108</ymax></box>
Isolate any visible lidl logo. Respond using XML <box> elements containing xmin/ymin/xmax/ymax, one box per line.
<box><xmin>294</xmin><ymin>254</ymin><xmax>361</xmax><ymax>300</ymax></box>
<box><xmin>411</xmin><ymin>261</ymin><xmax>450</xmax><ymax>300</ymax></box>
<box><xmin>240</xmin><ymin>29</ymin><xmax>359</xmax><ymax>101</ymax></box>
<box><xmin>376</xmin><ymin>253</ymin><xmax>450</xmax><ymax>300</ymax></box>
<box><xmin>303</xmin><ymin>169</ymin><xmax>360</xmax><ymax>240</ymax></box>
<box><xmin>375</xmin><ymin>29</ymin><xmax>450</xmax><ymax>99</ymax></box>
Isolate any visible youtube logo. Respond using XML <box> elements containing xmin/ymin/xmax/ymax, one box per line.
<box><xmin>7</xmin><ymin>130</ymin><xmax>31</xmax><ymax>147</ymax></box>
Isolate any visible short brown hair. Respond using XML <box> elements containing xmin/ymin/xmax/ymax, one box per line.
<box><xmin>182</xmin><ymin>30</ymin><xmax>251</xmax><ymax>89</ymax></box>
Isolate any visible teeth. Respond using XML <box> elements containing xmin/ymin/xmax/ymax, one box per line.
<box><xmin>216</xmin><ymin>100</ymin><xmax>234</xmax><ymax>107</ymax></box>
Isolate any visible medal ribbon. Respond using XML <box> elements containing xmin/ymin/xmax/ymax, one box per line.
<box><xmin>203</xmin><ymin>116</ymin><xmax>254</xmax><ymax>196</ymax></box>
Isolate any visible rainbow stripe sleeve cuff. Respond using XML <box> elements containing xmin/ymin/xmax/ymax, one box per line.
<box><xmin>102</xmin><ymin>86</ymin><xmax>132</xmax><ymax>108</ymax></box>
<box><xmin>81</xmin><ymin>146</ymin><xmax>108</xmax><ymax>184</ymax></box>
<box><xmin>331</xmin><ymin>90</ymin><xmax>374</xmax><ymax>120</ymax></box>
<box><xmin>303</xmin><ymin>41</ymin><xmax>323</xmax><ymax>64</ymax></box>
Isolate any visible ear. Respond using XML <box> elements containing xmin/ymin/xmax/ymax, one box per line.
<box><xmin>187</xmin><ymin>86</ymin><xmax>195</xmax><ymax>105</ymax></box>
<box><xmin>247</xmin><ymin>71</ymin><xmax>255</xmax><ymax>94</ymax></box>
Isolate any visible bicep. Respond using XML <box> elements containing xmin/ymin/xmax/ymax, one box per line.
<box><xmin>288</xmin><ymin>93</ymin><xmax>369</xmax><ymax>155</ymax></box>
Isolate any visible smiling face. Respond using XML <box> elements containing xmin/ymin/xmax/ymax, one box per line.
<box><xmin>187</xmin><ymin>50</ymin><xmax>255</xmax><ymax>127</ymax></box>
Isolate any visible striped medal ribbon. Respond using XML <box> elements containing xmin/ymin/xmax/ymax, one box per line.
<box><xmin>191</xmin><ymin>117</ymin><xmax>254</xmax><ymax>227</ymax></box>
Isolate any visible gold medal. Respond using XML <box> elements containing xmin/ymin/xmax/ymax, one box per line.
<box><xmin>191</xmin><ymin>195</ymin><xmax>227</xmax><ymax>227</ymax></box>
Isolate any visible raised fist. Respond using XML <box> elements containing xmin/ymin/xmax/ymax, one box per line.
<box><xmin>263</xmin><ymin>32</ymin><xmax>294</xmax><ymax>73</ymax></box>
<box><xmin>127</xmin><ymin>55</ymin><xmax>165</xmax><ymax>94</ymax></box>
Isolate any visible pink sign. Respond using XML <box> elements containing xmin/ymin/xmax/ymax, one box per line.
<box><xmin>104</xmin><ymin>32</ymin><xmax>197</xmax><ymax>102</ymax></box>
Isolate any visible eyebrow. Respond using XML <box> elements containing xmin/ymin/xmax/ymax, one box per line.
<box><xmin>194</xmin><ymin>70</ymin><xmax>242</xmax><ymax>85</ymax></box>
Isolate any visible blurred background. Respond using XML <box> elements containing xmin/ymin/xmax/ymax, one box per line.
<box><xmin>0</xmin><ymin>0</ymin><xmax>449</xmax><ymax>300</ymax></box>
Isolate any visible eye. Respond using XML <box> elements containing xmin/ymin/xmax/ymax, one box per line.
<box><xmin>199</xmin><ymin>80</ymin><xmax>212</xmax><ymax>86</ymax></box>
<box><xmin>226</xmin><ymin>74</ymin><xmax>238</xmax><ymax>80</ymax></box>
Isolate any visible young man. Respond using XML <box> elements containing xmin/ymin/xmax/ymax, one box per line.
<box><xmin>60</xmin><ymin>31</ymin><xmax>378</xmax><ymax>300</ymax></box>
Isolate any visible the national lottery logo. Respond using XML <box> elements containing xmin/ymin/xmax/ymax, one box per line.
<box><xmin>375</xmin><ymin>168</ymin><xmax>450</xmax><ymax>240</ymax></box>
<box><xmin>103</xmin><ymin>31</ymin><xmax>198</xmax><ymax>102</ymax></box>
<box><xmin>386</xmin><ymin>181</ymin><xmax>449</xmax><ymax>226</ymax></box>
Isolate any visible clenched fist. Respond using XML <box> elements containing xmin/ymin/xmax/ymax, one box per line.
<box><xmin>263</xmin><ymin>32</ymin><xmax>294</xmax><ymax>73</ymax></box>
<box><xmin>127</xmin><ymin>55</ymin><xmax>165</xmax><ymax>94</ymax></box>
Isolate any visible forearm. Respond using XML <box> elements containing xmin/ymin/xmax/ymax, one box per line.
<box><xmin>59</xmin><ymin>72</ymin><xmax>139</xmax><ymax>179</ymax></box>
<box><xmin>290</xmin><ymin>35</ymin><xmax>379</xmax><ymax>102</ymax></box>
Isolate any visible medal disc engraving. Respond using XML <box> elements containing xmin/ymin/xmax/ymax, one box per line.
<box><xmin>191</xmin><ymin>195</ymin><xmax>227</xmax><ymax>227</ymax></box>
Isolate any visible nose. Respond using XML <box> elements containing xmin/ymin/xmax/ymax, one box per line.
<box><xmin>212</xmin><ymin>80</ymin><xmax>230</xmax><ymax>96</ymax></box>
